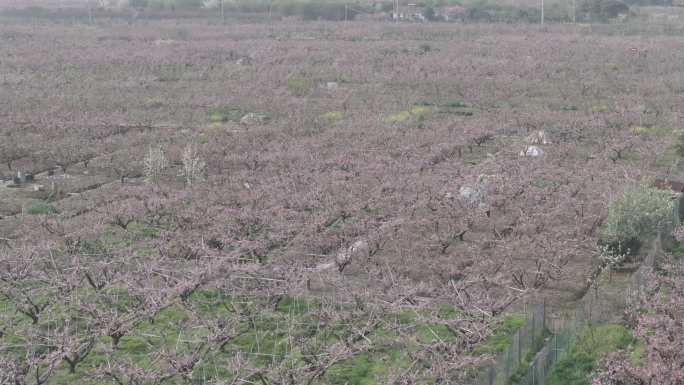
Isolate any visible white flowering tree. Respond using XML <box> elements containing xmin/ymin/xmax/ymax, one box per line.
<box><xmin>180</xmin><ymin>143</ymin><xmax>206</xmax><ymax>186</ymax></box>
<box><xmin>143</xmin><ymin>146</ymin><xmax>168</xmax><ymax>183</ymax></box>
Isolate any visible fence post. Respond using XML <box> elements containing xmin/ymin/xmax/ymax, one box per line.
<box><xmin>554</xmin><ymin>334</ymin><xmax>557</xmax><ymax>361</ymax></box>
<box><xmin>531</xmin><ymin>361</ymin><xmax>535</xmax><ymax>385</ymax></box>
<box><xmin>518</xmin><ymin>329</ymin><xmax>522</xmax><ymax>366</ymax></box>
<box><xmin>505</xmin><ymin>346</ymin><xmax>511</xmax><ymax>385</ymax></box>
<box><xmin>531</xmin><ymin>310</ymin><xmax>536</xmax><ymax>350</ymax></box>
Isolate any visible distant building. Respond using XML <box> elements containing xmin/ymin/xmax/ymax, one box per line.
<box><xmin>435</xmin><ymin>6</ymin><xmax>467</xmax><ymax>22</ymax></box>
<box><xmin>393</xmin><ymin>4</ymin><xmax>426</xmax><ymax>21</ymax></box>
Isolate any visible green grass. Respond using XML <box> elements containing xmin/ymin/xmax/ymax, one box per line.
<box><xmin>444</xmin><ymin>100</ymin><xmax>468</xmax><ymax>108</ymax></box>
<box><xmin>127</xmin><ymin>222</ymin><xmax>161</xmax><ymax>239</ymax></box>
<box><xmin>415</xmin><ymin>323</ymin><xmax>457</xmax><ymax>344</ymax></box>
<box><xmin>275</xmin><ymin>295</ymin><xmax>311</xmax><ymax>314</ymax></box>
<box><xmin>208</xmin><ymin>106</ymin><xmax>243</xmax><ymax>123</ymax></box>
<box><xmin>25</xmin><ymin>201</ymin><xmax>57</xmax><ymax>215</ymax></box>
<box><xmin>509</xmin><ymin>328</ymin><xmax>552</xmax><ymax>385</ymax></box>
<box><xmin>546</xmin><ymin>325</ymin><xmax>636</xmax><ymax>385</ymax></box>
<box><xmin>0</xmin><ymin>288</ymin><xmax>528</xmax><ymax>385</ymax></box>
<box><xmin>287</xmin><ymin>77</ymin><xmax>309</xmax><ymax>96</ymax></box>
<box><xmin>320</xmin><ymin>111</ymin><xmax>344</xmax><ymax>124</ymax></box>
<box><xmin>325</xmin><ymin>349</ymin><xmax>412</xmax><ymax>385</ymax></box>
<box><xmin>438</xmin><ymin>101</ymin><xmax>476</xmax><ymax>116</ymax></box>
<box><xmin>383</xmin><ymin>105</ymin><xmax>430</xmax><ymax>125</ymax></box>
<box><xmin>473</xmin><ymin>314</ymin><xmax>526</xmax><ymax>355</ymax></box>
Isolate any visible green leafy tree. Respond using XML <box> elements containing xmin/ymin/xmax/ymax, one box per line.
<box><xmin>603</xmin><ymin>185</ymin><xmax>674</xmax><ymax>244</ymax></box>
<box><xmin>424</xmin><ymin>6</ymin><xmax>436</xmax><ymax>21</ymax></box>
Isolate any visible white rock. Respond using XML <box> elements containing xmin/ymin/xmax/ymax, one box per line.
<box><xmin>335</xmin><ymin>239</ymin><xmax>370</xmax><ymax>272</ymax></box>
<box><xmin>520</xmin><ymin>145</ymin><xmax>544</xmax><ymax>157</ymax></box>
<box><xmin>459</xmin><ymin>185</ymin><xmax>486</xmax><ymax>206</ymax></box>
<box><xmin>236</xmin><ymin>57</ymin><xmax>253</xmax><ymax>66</ymax></box>
<box><xmin>153</xmin><ymin>39</ymin><xmax>176</xmax><ymax>46</ymax></box>
<box><xmin>240</xmin><ymin>113</ymin><xmax>269</xmax><ymax>126</ymax></box>
<box><xmin>348</xmin><ymin>240</ymin><xmax>370</xmax><ymax>259</ymax></box>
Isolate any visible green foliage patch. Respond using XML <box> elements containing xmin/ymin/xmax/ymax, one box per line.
<box><xmin>546</xmin><ymin>325</ymin><xmax>636</xmax><ymax>385</ymax></box>
<box><xmin>472</xmin><ymin>314</ymin><xmax>526</xmax><ymax>355</ymax></box>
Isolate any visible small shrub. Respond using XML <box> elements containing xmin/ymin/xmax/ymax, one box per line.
<box><xmin>418</xmin><ymin>43</ymin><xmax>433</xmax><ymax>54</ymax></box>
<box><xmin>384</xmin><ymin>105</ymin><xmax>430</xmax><ymax>125</ymax></box>
<box><xmin>630</xmin><ymin>126</ymin><xmax>649</xmax><ymax>135</ymax></box>
<box><xmin>591</xmin><ymin>104</ymin><xmax>610</xmax><ymax>113</ymax></box>
<box><xmin>598</xmin><ymin>237</ymin><xmax>641</xmax><ymax>260</ymax></box>
<box><xmin>320</xmin><ymin>111</ymin><xmax>344</xmax><ymax>124</ymax></box>
<box><xmin>383</xmin><ymin>110</ymin><xmax>412</xmax><ymax>125</ymax></box>
<box><xmin>597</xmin><ymin>241</ymin><xmax>630</xmax><ymax>268</ymax></box>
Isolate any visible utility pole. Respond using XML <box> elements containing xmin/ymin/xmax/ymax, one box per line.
<box><xmin>87</xmin><ymin>0</ymin><xmax>93</xmax><ymax>25</ymax></box>
<box><xmin>345</xmin><ymin>4</ymin><xmax>348</xmax><ymax>22</ymax></box>
<box><xmin>572</xmin><ymin>0</ymin><xmax>576</xmax><ymax>23</ymax></box>
<box><xmin>541</xmin><ymin>0</ymin><xmax>544</xmax><ymax>25</ymax></box>
<box><xmin>220</xmin><ymin>0</ymin><xmax>225</xmax><ymax>24</ymax></box>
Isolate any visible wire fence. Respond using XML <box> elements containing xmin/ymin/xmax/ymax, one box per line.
<box><xmin>474</xmin><ymin>303</ymin><xmax>546</xmax><ymax>385</ymax></box>
<box><xmin>507</xmin><ymin>302</ymin><xmax>590</xmax><ymax>385</ymax></box>
<box><xmin>475</xmin><ymin>233</ymin><xmax>662</xmax><ymax>385</ymax></box>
